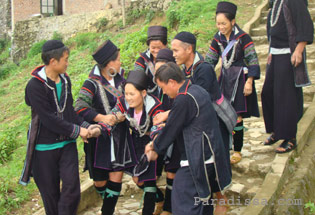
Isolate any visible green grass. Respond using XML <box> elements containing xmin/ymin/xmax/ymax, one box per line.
<box><xmin>0</xmin><ymin>0</ymin><xmax>260</xmax><ymax>213</ymax></box>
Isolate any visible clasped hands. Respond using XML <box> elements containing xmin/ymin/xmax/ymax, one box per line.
<box><xmin>80</xmin><ymin>124</ymin><xmax>102</xmax><ymax>143</ymax></box>
<box><xmin>145</xmin><ymin>141</ymin><xmax>158</xmax><ymax>161</ymax></box>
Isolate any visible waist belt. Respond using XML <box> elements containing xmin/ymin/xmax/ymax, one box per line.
<box><xmin>180</xmin><ymin>156</ymin><xmax>214</xmax><ymax>167</ymax></box>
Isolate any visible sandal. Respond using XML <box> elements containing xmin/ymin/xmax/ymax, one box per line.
<box><xmin>275</xmin><ymin>139</ymin><xmax>297</xmax><ymax>153</ymax></box>
<box><xmin>153</xmin><ymin>201</ymin><xmax>164</xmax><ymax>215</ymax></box>
<box><xmin>263</xmin><ymin>133</ymin><xmax>278</xmax><ymax>145</ymax></box>
<box><xmin>230</xmin><ymin>152</ymin><xmax>242</xmax><ymax>164</ymax></box>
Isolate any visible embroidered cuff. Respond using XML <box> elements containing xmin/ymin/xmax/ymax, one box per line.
<box><xmin>80</xmin><ymin>121</ymin><xmax>90</xmax><ymax>129</ymax></box>
<box><xmin>70</xmin><ymin>124</ymin><xmax>81</xmax><ymax>139</ymax></box>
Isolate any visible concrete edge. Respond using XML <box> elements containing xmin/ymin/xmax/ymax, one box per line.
<box><xmin>34</xmin><ymin>179</ymin><xmax>101</xmax><ymax>215</ymax></box>
<box><xmin>242</xmin><ymin>94</ymin><xmax>315</xmax><ymax>215</ymax></box>
<box><xmin>242</xmin><ymin>0</ymin><xmax>269</xmax><ymax>34</ymax></box>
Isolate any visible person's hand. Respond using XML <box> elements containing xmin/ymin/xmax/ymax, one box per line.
<box><xmin>115</xmin><ymin>112</ymin><xmax>126</xmax><ymax>123</ymax></box>
<box><xmin>291</xmin><ymin>41</ymin><xmax>307</xmax><ymax>67</ymax></box>
<box><xmin>100</xmin><ymin>114</ymin><xmax>116</xmax><ymax>126</ymax></box>
<box><xmin>153</xmin><ymin>111</ymin><xmax>170</xmax><ymax>125</ymax></box>
<box><xmin>244</xmin><ymin>77</ymin><xmax>253</xmax><ymax>96</ymax></box>
<box><xmin>146</xmin><ymin>150</ymin><xmax>158</xmax><ymax>161</ymax></box>
<box><xmin>267</xmin><ymin>53</ymin><xmax>272</xmax><ymax>65</ymax></box>
<box><xmin>88</xmin><ymin>124</ymin><xmax>102</xmax><ymax>138</ymax></box>
<box><xmin>291</xmin><ymin>49</ymin><xmax>303</xmax><ymax>67</ymax></box>
<box><xmin>145</xmin><ymin>142</ymin><xmax>154</xmax><ymax>154</ymax></box>
<box><xmin>79</xmin><ymin>127</ymin><xmax>89</xmax><ymax>143</ymax></box>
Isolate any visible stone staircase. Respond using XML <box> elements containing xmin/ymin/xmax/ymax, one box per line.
<box><xmin>79</xmin><ymin>2</ymin><xmax>315</xmax><ymax>215</ymax></box>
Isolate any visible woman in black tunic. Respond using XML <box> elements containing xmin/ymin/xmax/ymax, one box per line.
<box><xmin>75</xmin><ymin>40</ymin><xmax>136</xmax><ymax>215</ymax></box>
<box><xmin>111</xmin><ymin>70</ymin><xmax>164</xmax><ymax>215</ymax></box>
<box><xmin>205</xmin><ymin>1</ymin><xmax>260</xmax><ymax>164</ymax></box>
<box><xmin>261</xmin><ymin>0</ymin><xmax>313</xmax><ymax>152</ymax></box>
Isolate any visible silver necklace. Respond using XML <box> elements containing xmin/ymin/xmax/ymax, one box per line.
<box><xmin>125</xmin><ymin>111</ymin><xmax>151</xmax><ymax>137</ymax></box>
<box><xmin>95</xmin><ymin>80</ymin><xmax>112</xmax><ymax>114</ymax></box>
<box><xmin>218</xmin><ymin>40</ymin><xmax>239</xmax><ymax>69</ymax></box>
<box><xmin>270</xmin><ymin>0</ymin><xmax>284</xmax><ymax>27</ymax></box>
<box><xmin>45</xmin><ymin>75</ymin><xmax>68</xmax><ymax>113</ymax></box>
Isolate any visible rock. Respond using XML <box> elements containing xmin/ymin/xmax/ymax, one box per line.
<box><xmin>249</xmin><ymin>140</ymin><xmax>262</xmax><ymax>145</ymax></box>
<box><xmin>119</xmin><ymin>209</ymin><xmax>132</xmax><ymax>214</ymax></box>
<box><xmin>257</xmin><ymin>163</ymin><xmax>272</xmax><ymax>176</ymax></box>
<box><xmin>229</xmin><ymin>183</ymin><xmax>245</xmax><ymax>194</ymax></box>
<box><xmin>105</xmin><ymin>3</ymin><xmax>112</xmax><ymax>9</ymax></box>
<box><xmin>123</xmin><ymin>202</ymin><xmax>139</xmax><ymax>209</ymax></box>
<box><xmin>251</xmin><ymin>145</ymin><xmax>275</xmax><ymax>153</ymax></box>
<box><xmin>249</xmin><ymin>132</ymin><xmax>262</xmax><ymax>138</ymax></box>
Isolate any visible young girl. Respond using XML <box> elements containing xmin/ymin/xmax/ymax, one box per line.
<box><xmin>75</xmin><ymin>40</ymin><xmax>136</xmax><ymax>215</ymax></box>
<box><xmin>112</xmin><ymin>70</ymin><xmax>163</xmax><ymax>215</ymax></box>
<box><xmin>205</xmin><ymin>1</ymin><xmax>260</xmax><ymax>165</ymax></box>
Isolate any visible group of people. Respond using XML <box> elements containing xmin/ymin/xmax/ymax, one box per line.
<box><xmin>20</xmin><ymin>1</ymin><xmax>313</xmax><ymax>215</ymax></box>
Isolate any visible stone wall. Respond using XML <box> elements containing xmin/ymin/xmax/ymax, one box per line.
<box><xmin>11</xmin><ymin>9</ymin><xmax>119</xmax><ymax>62</ymax></box>
<box><xmin>11</xmin><ymin>0</ymin><xmax>174</xmax><ymax>62</ymax></box>
<box><xmin>0</xmin><ymin>0</ymin><xmax>11</xmax><ymax>39</ymax></box>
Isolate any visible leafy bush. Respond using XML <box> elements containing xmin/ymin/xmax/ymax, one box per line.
<box><xmin>52</xmin><ymin>31</ymin><xmax>63</xmax><ymax>41</ymax></box>
<box><xmin>26</xmin><ymin>40</ymin><xmax>47</xmax><ymax>59</ymax></box>
<box><xmin>0</xmin><ymin>62</ymin><xmax>18</xmax><ymax>80</ymax></box>
<box><xmin>96</xmin><ymin>17</ymin><xmax>109</xmax><ymax>31</ymax></box>
<box><xmin>0</xmin><ymin>127</ymin><xmax>19</xmax><ymax>164</ymax></box>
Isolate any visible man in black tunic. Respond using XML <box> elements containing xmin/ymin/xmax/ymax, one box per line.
<box><xmin>146</xmin><ymin>62</ymin><xmax>231</xmax><ymax>215</ymax></box>
<box><xmin>261</xmin><ymin>0</ymin><xmax>314</xmax><ymax>152</ymax></box>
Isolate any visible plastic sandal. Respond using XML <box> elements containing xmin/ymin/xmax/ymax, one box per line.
<box><xmin>275</xmin><ymin>139</ymin><xmax>297</xmax><ymax>153</ymax></box>
<box><xmin>263</xmin><ymin>133</ymin><xmax>279</xmax><ymax>145</ymax></box>
<box><xmin>230</xmin><ymin>152</ymin><xmax>242</xmax><ymax>164</ymax></box>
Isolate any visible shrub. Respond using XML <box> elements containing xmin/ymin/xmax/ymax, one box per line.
<box><xmin>0</xmin><ymin>127</ymin><xmax>19</xmax><ymax>164</ymax></box>
<box><xmin>26</xmin><ymin>40</ymin><xmax>47</xmax><ymax>59</ymax></box>
<box><xmin>52</xmin><ymin>31</ymin><xmax>63</xmax><ymax>41</ymax></box>
<box><xmin>0</xmin><ymin>62</ymin><xmax>18</xmax><ymax>80</ymax></box>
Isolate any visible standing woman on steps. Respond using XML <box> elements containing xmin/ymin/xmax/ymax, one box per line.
<box><xmin>205</xmin><ymin>1</ymin><xmax>261</xmax><ymax>165</ymax></box>
<box><xmin>261</xmin><ymin>0</ymin><xmax>313</xmax><ymax>153</ymax></box>
<box><xmin>75</xmin><ymin>40</ymin><xmax>137</xmax><ymax>215</ymax></box>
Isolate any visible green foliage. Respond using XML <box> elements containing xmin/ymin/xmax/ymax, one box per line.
<box><xmin>0</xmin><ymin>38</ymin><xmax>7</xmax><ymax>51</ymax></box>
<box><xmin>72</xmin><ymin>32</ymin><xmax>100</xmax><ymax>53</ymax></box>
<box><xmin>0</xmin><ymin>127</ymin><xmax>19</xmax><ymax>164</ymax></box>
<box><xmin>52</xmin><ymin>31</ymin><xmax>63</xmax><ymax>41</ymax></box>
<box><xmin>145</xmin><ymin>10</ymin><xmax>155</xmax><ymax>24</ymax></box>
<box><xmin>96</xmin><ymin>17</ymin><xmax>109</xmax><ymax>31</ymax></box>
<box><xmin>0</xmin><ymin>62</ymin><xmax>18</xmax><ymax>80</ymax></box>
<box><xmin>119</xmin><ymin>26</ymin><xmax>148</xmax><ymax>71</ymax></box>
<box><xmin>27</xmin><ymin>40</ymin><xmax>47</xmax><ymax>59</ymax></box>
<box><xmin>305</xmin><ymin>202</ymin><xmax>315</xmax><ymax>214</ymax></box>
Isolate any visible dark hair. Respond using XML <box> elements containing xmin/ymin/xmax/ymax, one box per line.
<box><xmin>155</xmin><ymin>62</ymin><xmax>185</xmax><ymax>84</ymax></box>
<box><xmin>216</xmin><ymin>12</ymin><xmax>235</xmax><ymax>21</ymax></box>
<box><xmin>124</xmin><ymin>82</ymin><xmax>146</xmax><ymax>92</ymax></box>
<box><xmin>180</xmin><ymin>41</ymin><xmax>196</xmax><ymax>53</ymax></box>
<box><xmin>98</xmin><ymin>50</ymin><xmax>120</xmax><ymax>69</ymax></box>
<box><xmin>146</xmin><ymin>36</ymin><xmax>168</xmax><ymax>46</ymax></box>
<box><xmin>42</xmin><ymin>46</ymin><xmax>70</xmax><ymax>65</ymax></box>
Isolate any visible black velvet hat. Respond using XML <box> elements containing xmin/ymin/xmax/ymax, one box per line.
<box><xmin>92</xmin><ymin>40</ymin><xmax>118</xmax><ymax>65</ymax></box>
<box><xmin>42</xmin><ymin>40</ymin><xmax>65</xmax><ymax>52</ymax></box>
<box><xmin>126</xmin><ymin>70</ymin><xmax>148</xmax><ymax>90</ymax></box>
<box><xmin>156</xmin><ymin>48</ymin><xmax>175</xmax><ymax>63</ymax></box>
<box><xmin>173</xmin><ymin>31</ymin><xmax>196</xmax><ymax>45</ymax></box>
<box><xmin>216</xmin><ymin>1</ymin><xmax>237</xmax><ymax>16</ymax></box>
<box><xmin>147</xmin><ymin>26</ymin><xmax>167</xmax><ymax>44</ymax></box>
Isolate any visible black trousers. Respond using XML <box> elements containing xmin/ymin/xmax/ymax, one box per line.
<box><xmin>32</xmin><ymin>142</ymin><xmax>80</xmax><ymax>215</ymax></box>
<box><xmin>261</xmin><ymin>54</ymin><xmax>303</xmax><ymax>140</ymax></box>
<box><xmin>172</xmin><ymin>164</ymin><xmax>215</xmax><ymax>215</ymax></box>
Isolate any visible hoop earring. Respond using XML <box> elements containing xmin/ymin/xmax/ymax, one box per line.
<box><xmin>107</xmin><ymin>67</ymin><xmax>117</xmax><ymax>77</ymax></box>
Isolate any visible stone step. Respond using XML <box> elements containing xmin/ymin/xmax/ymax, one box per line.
<box><xmin>260</xmin><ymin>16</ymin><xmax>267</xmax><ymax>24</ymax></box>
<box><xmin>255</xmin><ymin>44</ymin><xmax>269</xmax><ymax>59</ymax></box>
<box><xmin>250</xmin><ymin>25</ymin><xmax>267</xmax><ymax>37</ymax></box>
<box><xmin>261</xmin><ymin>10</ymin><xmax>269</xmax><ymax>18</ymax></box>
<box><xmin>251</xmin><ymin>35</ymin><xmax>268</xmax><ymax>45</ymax></box>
